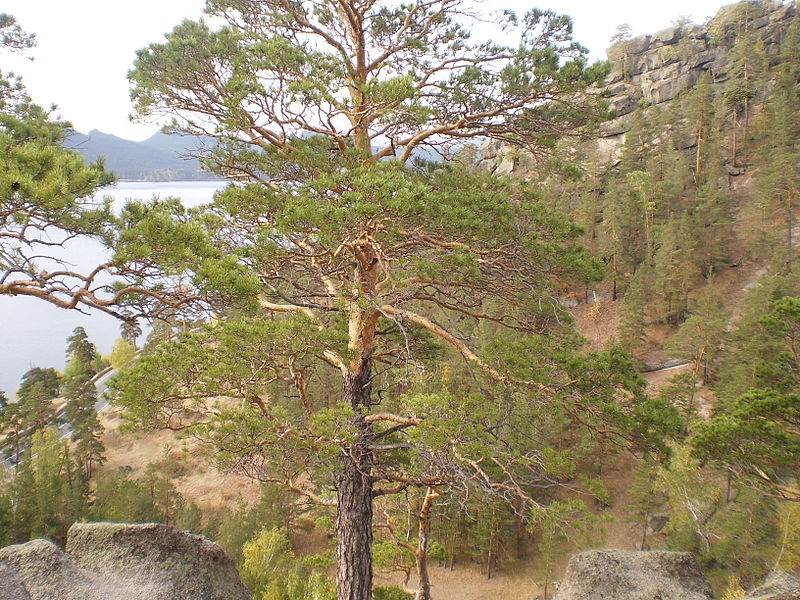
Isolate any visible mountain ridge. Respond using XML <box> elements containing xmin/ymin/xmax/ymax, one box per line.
<box><xmin>65</xmin><ymin>129</ymin><xmax>220</xmax><ymax>182</ymax></box>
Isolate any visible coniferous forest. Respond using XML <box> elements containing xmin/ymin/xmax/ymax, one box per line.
<box><xmin>3</xmin><ymin>2</ymin><xmax>800</xmax><ymax>600</ymax></box>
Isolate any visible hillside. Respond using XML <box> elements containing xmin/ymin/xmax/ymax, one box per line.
<box><xmin>4</xmin><ymin>2</ymin><xmax>800</xmax><ymax>600</ymax></box>
<box><xmin>65</xmin><ymin>130</ymin><xmax>219</xmax><ymax>181</ymax></box>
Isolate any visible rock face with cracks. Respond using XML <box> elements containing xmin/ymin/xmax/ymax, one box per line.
<box><xmin>0</xmin><ymin>522</ymin><xmax>252</xmax><ymax>600</ymax></box>
<box><xmin>478</xmin><ymin>1</ymin><xmax>797</xmax><ymax>176</ymax></box>
<box><xmin>552</xmin><ymin>549</ymin><xmax>714</xmax><ymax>600</ymax></box>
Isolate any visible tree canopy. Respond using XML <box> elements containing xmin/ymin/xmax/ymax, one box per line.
<box><xmin>111</xmin><ymin>3</ymin><xmax>672</xmax><ymax>600</ymax></box>
<box><xmin>0</xmin><ymin>14</ymin><xmax>121</xmax><ymax>314</ymax></box>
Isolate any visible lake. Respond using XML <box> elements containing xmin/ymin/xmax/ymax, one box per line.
<box><xmin>0</xmin><ymin>181</ymin><xmax>227</xmax><ymax>398</ymax></box>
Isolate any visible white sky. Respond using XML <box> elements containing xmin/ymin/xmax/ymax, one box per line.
<box><xmin>2</xmin><ymin>0</ymin><xmax>737</xmax><ymax>141</ymax></box>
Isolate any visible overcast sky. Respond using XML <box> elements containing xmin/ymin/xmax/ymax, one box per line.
<box><xmin>3</xmin><ymin>0</ymin><xmax>738</xmax><ymax>141</ymax></box>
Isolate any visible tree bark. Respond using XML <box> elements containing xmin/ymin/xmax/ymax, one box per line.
<box><xmin>335</xmin><ymin>366</ymin><xmax>375</xmax><ymax>600</ymax></box>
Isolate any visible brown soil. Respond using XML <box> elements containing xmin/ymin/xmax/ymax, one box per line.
<box><xmin>571</xmin><ymin>299</ymin><xmax>621</xmax><ymax>351</ymax></box>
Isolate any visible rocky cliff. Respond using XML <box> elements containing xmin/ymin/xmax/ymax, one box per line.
<box><xmin>480</xmin><ymin>0</ymin><xmax>797</xmax><ymax>176</ymax></box>
<box><xmin>0</xmin><ymin>523</ymin><xmax>251</xmax><ymax>600</ymax></box>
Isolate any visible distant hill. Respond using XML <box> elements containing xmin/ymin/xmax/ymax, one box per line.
<box><xmin>65</xmin><ymin>130</ymin><xmax>220</xmax><ymax>182</ymax></box>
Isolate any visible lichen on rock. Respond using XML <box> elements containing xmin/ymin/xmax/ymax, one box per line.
<box><xmin>0</xmin><ymin>523</ymin><xmax>252</xmax><ymax>600</ymax></box>
<box><xmin>552</xmin><ymin>549</ymin><xmax>714</xmax><ymax>600</ymax></box>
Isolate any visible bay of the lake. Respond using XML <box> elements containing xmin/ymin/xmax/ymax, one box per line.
<box><xmin>1</xmin><ymin>180</ymin><xmax>227</xmax><ymax>397</ymax></box>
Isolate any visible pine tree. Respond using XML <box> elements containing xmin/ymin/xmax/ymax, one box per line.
<box><xmin>719</xmin><ymin>2</ymin><xmax>770</xmax><ymax>167</ymax></box>
<box><xmin>9</xmin><ymin>429</ymin><xmax>90</xmax><ymax>545</ymax></box>
<box><xmin>683</xmin><ymin>73</ymin><xmax>716</xmax><ymax>184</ymax></box>
<box><xmin>693</xmin><ymin>295</ymin><xmax>800</xmax><ymax>499</ymax></box>
<box><xmin>0</xmin><ymin>399</ymin><xmax>24</xmax><ymax>465</ymax></box>
<box><xmin>665</xmin><ymin>284</ymin><xmax>729</xmax><ymax>382</ymax></box>
<box><xmin>0</xmin><ymin>477</ymin><xmax>13</xmax><ymax>547</ymax></box>
<box><xmin>62</xmin><ymin>327</ymin><xmax>105</xmax><ymax>479</ymax></box>
<box><xmin>754</xmin><ymin>11</ymin><xmax>800</xmax><ymax>265</ymax></box>
<box><xmin>16</xmin><ymin>367</ymin><xmax>61</xmax><ymax>435</ymax></box>
<box><xmin>626</xmin><ymin>459</ymin><xmax>662</xmax><ymax>550</ymax></box>
<box><xmin>8</xmin><ymin>453</ymin><xmax>35</xmax><ymax>542</ymax></box>
<box><xmin>618</xmin><ymin>268</ymin><xmax>648</xmax><ymax>354</ymax></box>
<box><xmin>112</xmin><ymin>5</ymin><xmax>679</xmax><ymax>598</ymax></box>
<box><xmin>652</xmin><ymin>215</ymin><xmax>700</xmax><ymax>323</ymax></box>
<box><xmin>0</xmin><ymin>16</ymin><xmax>120</xmax><ymax>315</ymax></box>
<box><xmin>120</xmin><ymin>317</ymin><xmax>143</xmax><ymax>350</ymax></box>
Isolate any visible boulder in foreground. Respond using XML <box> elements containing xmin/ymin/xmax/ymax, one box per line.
<box><xmin>0</xmin><ymin>522</ymin><xmax>251</xmax><ymax>600</ymax></box>
<box><xmin>553</xmin><ymin>549</ymin><xmax>713</xmax><ymax>600</ymax></box>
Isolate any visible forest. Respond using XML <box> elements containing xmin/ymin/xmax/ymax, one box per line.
<box><xmin>2</xmin><ymin>2</ymin><xmax>800</xmax><ymax>600</ymax></box>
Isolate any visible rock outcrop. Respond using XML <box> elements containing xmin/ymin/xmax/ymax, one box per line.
<box><xmin>745</xmin><ymin>571</ymin><xmax>800</xmax><ymax>600</ymax></box>
<box><xmin>552</xmin><ymin>549</ymin><xmax>714</xmax><ymax>600</ymax></box>
<box><xmin>602</xmin><ymin>1</ymin><xmax>793</xmax><ymax>127</ymax></box>
<box><xmin>479</xmin><ymin>0</ymin><xmax>797</xmax><ymax>176</ymax></box>
<box><xmin>0</xmin><ymin>523</ymin><xmax>251</xmax><ymax>600</ymax></box>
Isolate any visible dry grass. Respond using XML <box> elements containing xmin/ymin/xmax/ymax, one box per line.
<box><xmin>99</xmin><ymin>407</ymin><xmax>261</xmax><ymax>510</ymax></box>
<box><xmin>376</xmin><ymin>564</ymin><xmax>542</xmax><ymax>600</ymax></box>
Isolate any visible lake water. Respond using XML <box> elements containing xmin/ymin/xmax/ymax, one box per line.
<box><xmin>0</xmin><ymin>181</ymin><xmax>227</xmax><ymax>398</ymax></box>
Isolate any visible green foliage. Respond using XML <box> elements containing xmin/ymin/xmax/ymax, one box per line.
<box><xmin>90</xmin><ymin>468</ymin><xmax>164</xmax><ymax>523</ymax></box>
<box><xmin>618</xmin><ymin>269</ymin><xmax>647</xmax><ymax>353</ymax></box>
<box><xmin>694</xmin><ymin>293</ymin><xmax>800</xmax><ymax>495</ymax></box>
<box><xmin>10</xmin><ymin>367</ymin><xmax>62</xmax><ymax>444</ymax></box>
<box><xmin>665</xmin><ymin>284</ymin><xmax>729</xmax><ymax>379</ymax></box>
<box><xmin>0</xmin><ymin>13</ymin><xmax>35</xmax><ymax>51</ymax></box>
<box><xmin>9</xmin><ymin>429</ymin><xmax>89</xmax><ymax>544</ymax></box>
<box><xmin>372</xmin><ymin>587</ymin><xmax>413</xmax><ymax>600</ymax></box>
<box><xmin>120</xmin><ymin>317</ymin><xmax>143</xmax><ymax>349</ymax></box>
<box><xmin>115</xmin><ymin>3</ymin><xmax>673</xmax><ymax>597</ymax></box>
<box><xmin>62</xmin><ymin>327</ymin><xmax>105</xmax><ymax>479</ymax></box>
<box><xmin>0</xmin><ymin>473</ymin><xmax>13</xmax><ymax>547</ymax></box>
<box><xmin>109</xmin><ymin>338</ymin><xmax>137</xmax><ymax>370</ymax></box>
<box><xmin>751</xmin><ymin>11</ymin><xmax>800</xmax><ymax>262</ymax></box>
<box><xmin>17</xmin><ymin>366</ymin><xmax>60</xmax><ymax>405</ymax></box>
<box><xmin>703</xmin><ymin>487</ymin><xmax>778</xmax><ymax>585</ymax></box>
<box><xmin>0</xmin><ymin>44</ymin><xmax>115</xmax><ymax>310</ymax></box>
<box><xmin>657</xmin><ymin>445</ymin><xmax>782</xmax><ymax>590</ymax></box>
<box><xmin>774</xmin><ymin>500</ymin><xmax>800</xmax><ymax>570</ymax></box>
<box><xmin>241</xmin><ymin>527</ymin><xmax>335</xmax><ymax>600</ymax></box>
<box><xmin>214</xmin><ymin>484</ymin><xmax>311</xmax><ymax>565</ymax></box>
<box><xmin>625</xmin><ymin>459</ymin><xmax>662</xmax><ymax>548</ymax></box>
<box><xmin>659</xmin><ymin>446</ymin><xmax>722</xmax><ymax>555</ymax></box>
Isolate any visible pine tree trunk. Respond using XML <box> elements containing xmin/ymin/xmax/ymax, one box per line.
<box><xmin>414</xmin><ymin>488</ymin><xmax>441</xmax><ymax>600</ymax></box>
<box><xmin>695</xmin><ymin>130</ymin><xmax>702</xmax><ymax>183</ymax></box>
<box><xmin>335</xmin><ymin>368</ymin><xmax>375</xmax><ymax>600</ymax></box>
